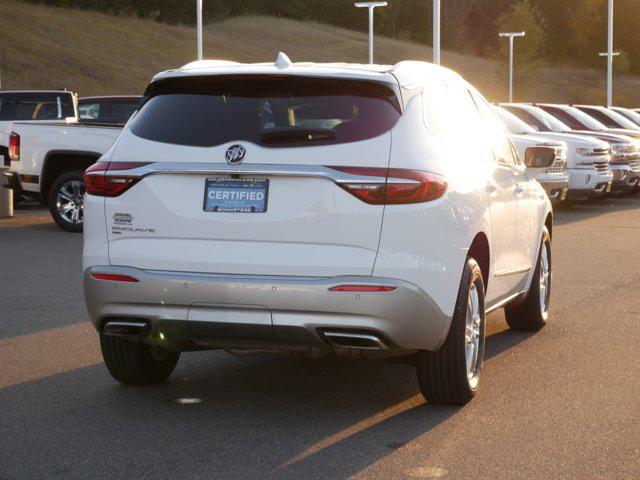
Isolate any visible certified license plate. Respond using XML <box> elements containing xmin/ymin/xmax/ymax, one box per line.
<box><xmin>203</xmin><ymin>177</ymin><xmax>269</xmax><ymax>213</ymax></box>
<box><xmin>606</xmin><ymin>182</ymin><xmax>612</xmax><ymax>193</ymax></box>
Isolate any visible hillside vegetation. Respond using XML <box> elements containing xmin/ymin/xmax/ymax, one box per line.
<box><xmin>2</xmin><ymin>0</ymin><xmax>640</xmax><ymax>105</ymax></box>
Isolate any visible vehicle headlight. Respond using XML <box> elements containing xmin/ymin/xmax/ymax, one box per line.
<box><xmin>576</xmin><ymin>147</ymin><xmax>600</xmax><ymax>165</ymax></box>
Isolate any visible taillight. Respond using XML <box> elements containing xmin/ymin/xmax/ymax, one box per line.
<box><xmin>327</xmin><ymin>166</ymin><xmax>447</xmax><ymax>205</ymax></box>
<box><xmin>85</xmin><ymin>161</ymin><xmax>151</xmax><ymax>197</ymax></box>
<box><xmin>8</xmin><ymin>133</ymin><xmax>20</xmax><ymax>161</ymax></box>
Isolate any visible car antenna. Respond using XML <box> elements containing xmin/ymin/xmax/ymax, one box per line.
<box><xmin>275</xmin><ymin>52</ymin><xmax>293</xmax><ymax>69</ymax></box>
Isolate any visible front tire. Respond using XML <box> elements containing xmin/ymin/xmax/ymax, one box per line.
<box><xmin>416</xmin><ymin>258</ymin><xmax>486</xmax><ymax>406</ymax></box>
<box><xmin>100</xmin><ymin>334</ymin><xmax>180</xmax><ymax>385</ymax></box>
<box><xmin>48</xmin><ymin>170</ymin><xmax>85</xmax><ymax>233</ymax></box>
<box><xmin>504</xmin><ymin>227</ymin><xmax>551</xmax><ymax>331</ymax></box>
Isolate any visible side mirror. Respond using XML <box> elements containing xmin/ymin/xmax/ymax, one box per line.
<box><xmin>525</xmin><ymin>146</ymin><xmax>556</xmax><ymax>170</ymax></box>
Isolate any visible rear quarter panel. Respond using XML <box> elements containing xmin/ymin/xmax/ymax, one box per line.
<box><xmin>373</xmin><ymin>94</ymin><xmax>493</xmax><ymax>317</ymax></box>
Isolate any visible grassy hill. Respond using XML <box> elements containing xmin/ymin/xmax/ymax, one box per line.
<box><xmin>2</xmin><ymin>0</ymin><xmax>640</xmax><ymax>106</ymax></box>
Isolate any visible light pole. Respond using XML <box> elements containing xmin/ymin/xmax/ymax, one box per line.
<box><xmin>599</xmin><ymin>0</ymin><xmax>616</xmax><ymax>106</ymax></box>
<box><xmin>196</xmin><ymin>0</ymin><xmax>203</xmax><ymax>60</ymax></box>
<box><xmin>354</xmin><ymin>2</ymin><xmax>388</xmax><ymax>64</ymax></box>
<box><xmin>499</xmin><ymin>31</ymin><xmax>525</xmax><ymax>103</ymax></box>
<box><xmin>433</xmin><ymin>0</ymin><xmax>441</xmax><ymax>65</ymax></box>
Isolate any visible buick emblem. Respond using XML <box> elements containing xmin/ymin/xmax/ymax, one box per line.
<box><xmin>225</xmin><ymin>145</ymin><xmax>246</xmax><ymax>164</ymax></box>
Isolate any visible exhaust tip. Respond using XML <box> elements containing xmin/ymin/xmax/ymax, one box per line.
<box><xmin>103</xmin><ymin>320</ymin><xmax>147</xmax><ymax>337</ymax></box>
<box><xmin>322</xmin><ymin>330</ymin><xmax>389</xmax><ymax>350</ymax></box>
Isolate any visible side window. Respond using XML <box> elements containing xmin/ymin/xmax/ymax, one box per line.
<box><xmin>79</xmin><ymin>102</ymin><xmax>101</xmax><ymax>120</ymax></box>
<box><xmin>582</xmin><ymin>108</ymin><xmax>615</xmax><ymax>128</ymax></box>
<box><xmin>422</xmin><ymin>82</ymin><xmax>451</xmax><ymax>138</ymax></box>
<box><xmin>470</xmin><ymin>92</ymin><xmax>519</xmax><ymax>166</ymax></box>
<box><xmin>423</xmin><ymin>83</ymin><xmax>484</xmax><ymax>142</ymax></box>
<box><xmin>546</xmin><ymin>108</ymin><xmax>581</xmax><ymax>129</ymax></box>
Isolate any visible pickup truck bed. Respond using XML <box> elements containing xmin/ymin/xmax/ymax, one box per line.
<box><xmin>4</xmin><ymin>121</ymin><xmax>123</xmax><ymax>231</ymax></box>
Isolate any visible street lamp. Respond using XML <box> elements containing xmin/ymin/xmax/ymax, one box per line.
<box><xmin>196</xmin><ymin>0</ymin><xmax>203</xmax><ymax>60</ymax></box>
<box><xmin>354</xmin><ymin>2</ymin><xmax>388</xmax><ymax>64</ymax></box>
<box><xmin>433</xmin><ymin>0</ymin><xmax>441</xmax><ymax>65</ymax></box>
<box><xmin>499</xmin><ymin>31</ymin><xmax>526</xmax><ymax>103</ymax></box>
<box><xmin>599</xmin><ymin>0</ymin><xmax>616</xmax><ymax>106</ymax></box>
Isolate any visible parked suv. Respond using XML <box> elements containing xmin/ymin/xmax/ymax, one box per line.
<box><xmin>83</xmin><ymin>58</ymin><xmax>553</xmax><ymax>405</ymax></box>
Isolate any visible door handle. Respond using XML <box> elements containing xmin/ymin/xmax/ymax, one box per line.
<box><xmin>514</xmin><ymin>184</ymin><xmax>524</xmax><ymax>196</ymax></box>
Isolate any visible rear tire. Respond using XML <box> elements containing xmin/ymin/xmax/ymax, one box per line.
<box><xmin>504</xmin><ymin>227</ymin><xmax>551</xmax><ymax>331</ymax></box>
<box><xmin>100</xmin><ymin>333</ymin><xmax>180</xmax><ymax>385</ymax></box>
<box><xmin>48</xmin><ymin>170</ymin><xmax>85</xmax><ymax>233</ymax></box>
<box><xmin>416</xmin><ymin>258</ymin><xmax>485</xmax><ymax>406</ymax></box>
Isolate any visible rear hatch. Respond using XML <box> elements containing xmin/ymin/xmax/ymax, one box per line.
<box><xmin>101</xmin><ymin>74</ymin><xmax>403</xmax><ymax>277</ymax></box>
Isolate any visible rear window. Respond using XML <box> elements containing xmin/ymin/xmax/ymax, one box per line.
<box><xmin>131</xmin><ymin>75</ymin><xmax>402</xmax><ymax>147</ymax></box>
<box><xmin>0</xmin><ymin>92</ymin><xmax>75</xmax><ymax>121</ymax></box>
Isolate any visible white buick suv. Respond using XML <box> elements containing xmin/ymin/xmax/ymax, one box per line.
<box><xmin>83</xmin><ymin>57</ymin><xmax>553</xmax><ymax>405</ymax></box>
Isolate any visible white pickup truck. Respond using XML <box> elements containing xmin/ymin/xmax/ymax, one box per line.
<box><xmin>3</xmin><ymin>121</ymin><xmax>123</xmax><ymax>231</ymax></box>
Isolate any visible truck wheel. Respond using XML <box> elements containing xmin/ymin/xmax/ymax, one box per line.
<box><xmin>504</xmin><ymin>227</ymin><xmax>551</xmax><ymax>331</ymax></box>
<box><xmin>416</xmin><ymin>258</ymin><xmax>485</xmax><ymax>406</ymax></box>
<box><xmin>48</xmin><ymin>171</ymin><xmax>85</xmax><ymax>233</ymax></box>
<box><xmin>100</xmin><ymin>333</ymin><xmax>180</xmax><ymax>385</ymax></box>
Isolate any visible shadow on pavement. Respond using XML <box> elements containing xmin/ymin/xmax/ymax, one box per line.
<box><xmin>0</xmin><ymin>324</ymin><xmax>536</xmax><ymax>479</ymax></box>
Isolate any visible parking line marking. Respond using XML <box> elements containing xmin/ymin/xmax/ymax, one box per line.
<box><xmin>0</xmin><ymin>322</ymin><xmax>101</xmax><ymax>389</ymax></box>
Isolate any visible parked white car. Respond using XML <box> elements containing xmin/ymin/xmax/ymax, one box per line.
<box><xmin>499</xmin><ymin>104</ymin><xmax>614</xmax><ymax>201</ymax></box>
<box><xmin>83</xmin><ymin>57</ymin><xmax>553</xmax><ymax>405</ymax></box>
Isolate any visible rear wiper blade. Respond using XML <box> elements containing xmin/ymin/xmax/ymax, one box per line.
<box><xmin>259</xmin><ymin>127</ymin><xmax>336</xmax><ymax>144</ymax></box>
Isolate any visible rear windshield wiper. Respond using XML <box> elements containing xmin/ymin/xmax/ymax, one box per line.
<box><xmin>258</xmin><ymin>127</ymin><xmax>336</xmax><ymax>144</ymax></box>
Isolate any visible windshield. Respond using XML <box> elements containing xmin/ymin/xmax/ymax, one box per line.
<box><xmin>595</xmin><ymin>108</ymin><xmax>639</xmax><ymax>130</ymax></box>
<box><xmin>0</xmin><ymin>92</ymin><xmax>75</xmax><ymax>121</ymax></box>
<box><xmin>613</xmin><ymin>107</ymin><xmax>640</xmax><ymax>127</ymax></box>
<box><xmin>131</xmin><ymin>75</ymin><xmax>402</xmax><ymax>147</ymax></box>
<box><xmin>561</xmin><ymin>106</ymin><xmax>608</xmax><ymax>131</ymax></box>
<box><xmin>505</xmin><ymin>106</ymin><xmax>572</xmax><ymax>133</ymax></box>
<box><xmin>493</xmin><ymin>106</ymin><xmax>535</xmax><ymax>135</ymax></box>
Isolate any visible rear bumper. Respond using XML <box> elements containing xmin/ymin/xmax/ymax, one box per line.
<box><xmin>83</xmin><ymin>266</ymin><xmax>452</xmax><ymax>353</ymax></box>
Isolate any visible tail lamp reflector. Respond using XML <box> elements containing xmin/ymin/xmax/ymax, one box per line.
<box><xmin>91</xmin><ymin>273</ymin><xmax>139</xmax><ymax>283</ymax></box>
<box><xmin>329</xmin><ymin>285</ymin><xmax>397</xmax><ymax>292</ymax></box>
<box><xmin>84</xmin><ymin>162</ymin><xmax>151</xmax><ymax>197</ymax></box>
<box><xmin>8</xmin><ymin>133</ymin><xmax>20</xmax><ymax>161</ymax></box>
<box><xmin>327</xmin><ymin>166</ymin><xmax>447</xmax><ymax>205</ymax></box>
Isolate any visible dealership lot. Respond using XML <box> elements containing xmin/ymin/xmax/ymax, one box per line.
<box><xmin>1</xmin><ymin>200</ymin><xmax>640</xmax><ymax>480</ymax></box>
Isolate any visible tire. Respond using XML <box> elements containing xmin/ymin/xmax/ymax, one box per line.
<box><xmin>48</xmin><ymin>170</ymin><xmax>85</xmax><ymax>233</ymax></box>
<box><xmin>416</xmin><ymin>258</ymin><xmax>486</xmax><ymax>406</ymax></box>
<box><xmin>100</xmin><ymin>333</ymin><xmax>180</xmax><ymax>385</ymax></box>
<box><xmin>504</xmin><ymin>227</ymin><xmax>551</xmax><ymax>332</ymax></box>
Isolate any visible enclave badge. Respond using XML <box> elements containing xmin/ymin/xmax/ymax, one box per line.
<box><xmin>225</xmin><ymin>145</ymin><xmax>246</xmax><ymax>164</ymax></box>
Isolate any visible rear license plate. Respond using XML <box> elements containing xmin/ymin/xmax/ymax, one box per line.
<box><xmin>203</xmin><ymin>177</ymin><xmax>269</xmax><ymax>213</ymax></box>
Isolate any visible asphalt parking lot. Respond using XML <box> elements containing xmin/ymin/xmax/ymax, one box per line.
<box><xmin>1</xmin><ymin>199</ymin><xmax>640</xmax><ymax>480</ymax></box>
